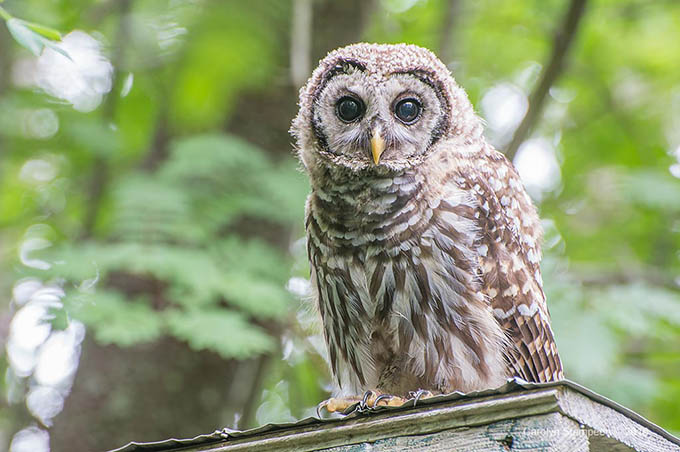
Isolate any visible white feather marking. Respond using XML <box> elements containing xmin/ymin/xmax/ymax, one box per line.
<box><xmin>497</xmin><ymin>165</ymin><xmax>508</xmax><ymax>178</ymax></box>
<box><xmin>502</xmin><ymin>284</ymin><xmax>519</xmax><ymax>297</ymax></box>
<box><xmin>392</xmin><ymin>222</ymin><xmax>408</xmax><ymax>235</ymax></box>
<box><xmin>535</xmin><ymin>269</ymin><xmax>543</xmax><ymax>286</ymax></box>
<box><xmin>493</xmin><ymin>305</ymin><xmax>516</xmax><ymax>319</ymax></box>
<box><xmin>371</xmin><ymin>178</ymin><xmax>393</xmax><ymax>189</ymax></box>
<box><xmin>527</xmin><ymin>248</ymin><xmax>539</xmax><ymax>263</ymax></box>
<box><xmin>428</xmin><ymin>198</ymin><xmax>441</xmax><ymax>209</ymax></box>
<box><xmin>517</xmin><ymin>302</ymin><xmax>539</xmax><ymax>316</ymax></box>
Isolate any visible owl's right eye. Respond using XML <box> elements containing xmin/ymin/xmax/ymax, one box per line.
<box><xmin>336</xmin><ymin>96</ymin><xmax>364</xmax><ymax>123</ymax></box>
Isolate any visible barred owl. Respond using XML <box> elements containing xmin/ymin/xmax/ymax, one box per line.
<box><xmin>291</xmin><ymin>43</ymin><xmax>563</xmax><ymax>409</ymax></box>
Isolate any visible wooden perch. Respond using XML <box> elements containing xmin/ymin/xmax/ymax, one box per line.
<box><xmin>111</xmin><ymin>379</ymin><xmax>680</xmax><ymax>452</ymax></box>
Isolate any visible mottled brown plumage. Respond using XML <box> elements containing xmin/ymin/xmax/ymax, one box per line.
<box><xmin>291</xmin><ymin>43</ymin><xmax>563</xmax><ymax>400</ymax></box>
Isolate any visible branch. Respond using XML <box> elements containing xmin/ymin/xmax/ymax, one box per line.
<box><xmin>504</xmin><ymin>0</ymin><xmax>588</xmax><ymax>161</ymax></box>
<box><xmin>438</xmin><ymin>0</ymin><xmax>461</xmax><ymax>64</ymax></box>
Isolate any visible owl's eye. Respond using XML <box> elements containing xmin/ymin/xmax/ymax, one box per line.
<box><xmin>394</xmin><ymin>98</ymin><xmax>421</xmax><ymax>124</ymax></box>
<box><xmin>336</xmin><ymin>96</ymin><xmax>364</xmax><ymax>123</ymax></box>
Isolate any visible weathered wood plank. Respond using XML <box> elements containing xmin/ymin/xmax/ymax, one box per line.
<box><xmin>198</xmin><ymin>389</ymin><xmax>561</xmax><ymax>452</ymax></box>
<box><xmin>556</xmin><ymin>387</ymin><xmax>678</xmax><ymax>452</ymax></box>
<box><xmin>110</xmin><ymin>381</ymin><xmax>680</xmax><ymax>452</ymax></box>
<box><xmin>319</xmin><ymin>413</ymin><xmax>589</xmax><ymax>452</ymax></box>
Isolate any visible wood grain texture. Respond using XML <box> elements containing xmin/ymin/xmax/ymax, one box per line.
<box><xmin>556</xmin><ymin>388</ymin><xmax>678</xmax><ymax>452</ymax></box>
<box><xmin>201</xmin><ymin>390</ymin><xmax>561</xmax><ymax>452</ymax></box>
<box><xmin>111</xmin><ymin>383</ymin><xmax>680</xmax><ymax>452</ymax></box>
<box><xmin>322</xmin><ymin>413</ymin><xmax>588</xmax><ymax>452</ymax></box>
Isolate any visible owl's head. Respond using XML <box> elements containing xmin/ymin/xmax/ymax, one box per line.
<box><xmin>292</xmin><ymin>43</ymin><xmax>483</xmax><ymax>175</ymax></box>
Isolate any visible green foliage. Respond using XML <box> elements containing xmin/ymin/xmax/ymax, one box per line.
<box><xmin>165</xmin><ymin>308</ymin><xmax>274</xmax><ymax>360</ymax></box>
<box><xmin>169</xmin><ymin>4</ymin><xmax>283</xmax><ymax>130</ymax></box>
<box><xmin>34</xmin><ymin>132</ymin><xmax>308</xmax><ymax>358</ymax></box>
<box><xmin>66</xmin><ymin>290</ymin><xmax>164</xmax><ymax>347</ymax></box>
<box><xmin>159</xmin><ymin>134</ymin><xmax>307</xmax><ymax>228</ymax></box>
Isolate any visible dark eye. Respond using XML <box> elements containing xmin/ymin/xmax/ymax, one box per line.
<box><xmin>336</xmin><ymin>96</ymin><xmax>364</xmax><ymax>123</ymax></box>
<box><xmin>394</xmin><ymin>98</ymin><xmax>421</xmax><ymax>124</ymax></box>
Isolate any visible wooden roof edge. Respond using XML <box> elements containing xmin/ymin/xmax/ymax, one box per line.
<box><xmin>109</xmin><ymin>379</ymin><xmax>680</xmax><ymax>452</ymax></box>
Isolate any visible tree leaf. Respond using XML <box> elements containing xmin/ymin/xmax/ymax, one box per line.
<box><xmin>6</xmin><ymin>18</ymin><xmax>46</xmax><ymax>56</ymax></box>
<box><xmin>22</xmin><ymin>20</ymin><xmax>62</xmax><ymax>41</ymax></box>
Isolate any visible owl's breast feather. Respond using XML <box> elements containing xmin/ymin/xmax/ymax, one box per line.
<box><xmin>306</xmin><ymin>174</ymin><xmax>509</xmax><ymax>394</ymax></box>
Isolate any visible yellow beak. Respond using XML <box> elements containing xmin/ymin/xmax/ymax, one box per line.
<box><xmin>370</xmin><ymin>129</ymin><xmax>386</xmax><ymax>165</ymax></box>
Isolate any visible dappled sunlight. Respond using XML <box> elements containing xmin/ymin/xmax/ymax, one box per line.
<box><xmin>381</xmin><ymin>0</ymin><xmax>423</xmax><ymax>14</ymax></box>
<box><xmin>18</xmin><ymin>225</ymin><xmax>54</xmax><ymax>270</ymax></box>
<box><xmin>513</xmin><ymin>137</ymin><xmax>562</xmax><ymax>201</ymax></box>
<box><xmin>22</xmin><ymin>108</ymin><xmax>59</xmax><ymax>140</ymax></box>
<box><xmin>19</xmin><ymin>159</ymin><xmax>58</xmax><ymax>185</ymax></box>
<box><xmin>7</xmin><ymin>270</ymin><xmax>84</xmax><ymax>446</ymax></box>
<box><xmin>670</xmin><ymin>146</ymin><xmax>680</xmax><ymax>179</ymax></box>
<box><xmin>9</xmin><ymin>426</ymin><xmax>50</xmax><ymax>452</ymax></box>
<box><xmin>480</xmin><ymin>82</ymin><xmax>528</xmax><ymax>148</ymax></box>
<box><xmin>6</xmin><ymin>284</ymin><xmax>85</xmax><ymax>442</ymax></box>
<box><xmin>33</xmin><ymin>31</ymin><xmax>113</xmax><ymax>112</ymax></box>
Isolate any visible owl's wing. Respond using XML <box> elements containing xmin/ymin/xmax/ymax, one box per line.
<box><xmin>465</xmin><ymin>148</ymin><xmax>563</xmax><ymax>383</ymax></box>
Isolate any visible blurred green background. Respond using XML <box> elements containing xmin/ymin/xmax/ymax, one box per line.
<box><xmin>1</xmin><ymin>0</ymin><xmax>679</xmax><ymax>451</ymax></box>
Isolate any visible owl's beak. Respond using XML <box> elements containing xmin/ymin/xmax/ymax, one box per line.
<box><xmin>370</xmin><ymin>129</ymin><xmax>386</xmax><ymax>164</ymax></box>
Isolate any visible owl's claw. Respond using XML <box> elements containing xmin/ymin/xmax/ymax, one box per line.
<box><xmin>373</xmin><ymin>393</ymin><xmax>408</xmax><ymax>407</ymax></box>
<box><xmin>352</xmin><ymin>391</ymin><xmax>408</xmax><ymax>413</ymax></box>
<box><xmin>408</xmin><ymin>389</ymin><xmax>434</xmax><ymax>406</ymax></box>
<box><xmin>356</xmin><ymin>390</ymin><xmax>376</xmax><ymax>412</ymax></box>
<box><xmin>373</xmin><ymin>393</ymin><xmax>392</xmax><ymax>405</ymax></box>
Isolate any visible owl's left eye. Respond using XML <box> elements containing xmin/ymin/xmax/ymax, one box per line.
<box><xmin>394</xmin><ymin>98</ymin><xmax>421</xmax><ymax>124</ymax></box>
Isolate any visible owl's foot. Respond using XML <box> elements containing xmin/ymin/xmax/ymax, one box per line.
<box><xmin>357</xmin><ymin>391</ymin><xmax>408</xmax><ymax>411</ymax></box>
<box><xmin>317</xmin><ymin>390</ymin><xmax>408</xmax><ymax>416</ymax></box>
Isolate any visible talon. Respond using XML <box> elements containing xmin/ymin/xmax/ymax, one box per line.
<box><xmin>374</xmin><ymin>394</ymin><xmax>392</xmax><ymax>406</ymax></box>
<box><xmin>410</xmin><ymin>389</ymin><xmax>434</xmax><ymax>406</ymax></box>
<box><xmin>372</xmin><ymin>393</ymin><xmax>408</xmax><ymax>407</ymax></box>
<box><xmin>357</xmin><ymin>390</ymin><xmax>376</xmax><ymax>412</ymax></box>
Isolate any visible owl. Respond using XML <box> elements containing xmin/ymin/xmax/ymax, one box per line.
<box><xmin>291</xmin><ymin>43</ymin><xmax>563</xmax><ymax>411</ymax></box>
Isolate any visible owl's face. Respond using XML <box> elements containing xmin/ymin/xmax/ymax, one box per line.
<box><xmin>293</xmin><ymin>43</ymin><xmax>483</xmax><ymax>175</ymax></box>
<box><xmin>312</xmin><ymin>64</ymin><xmax>446</xmax><ymax>171</ymax></box>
